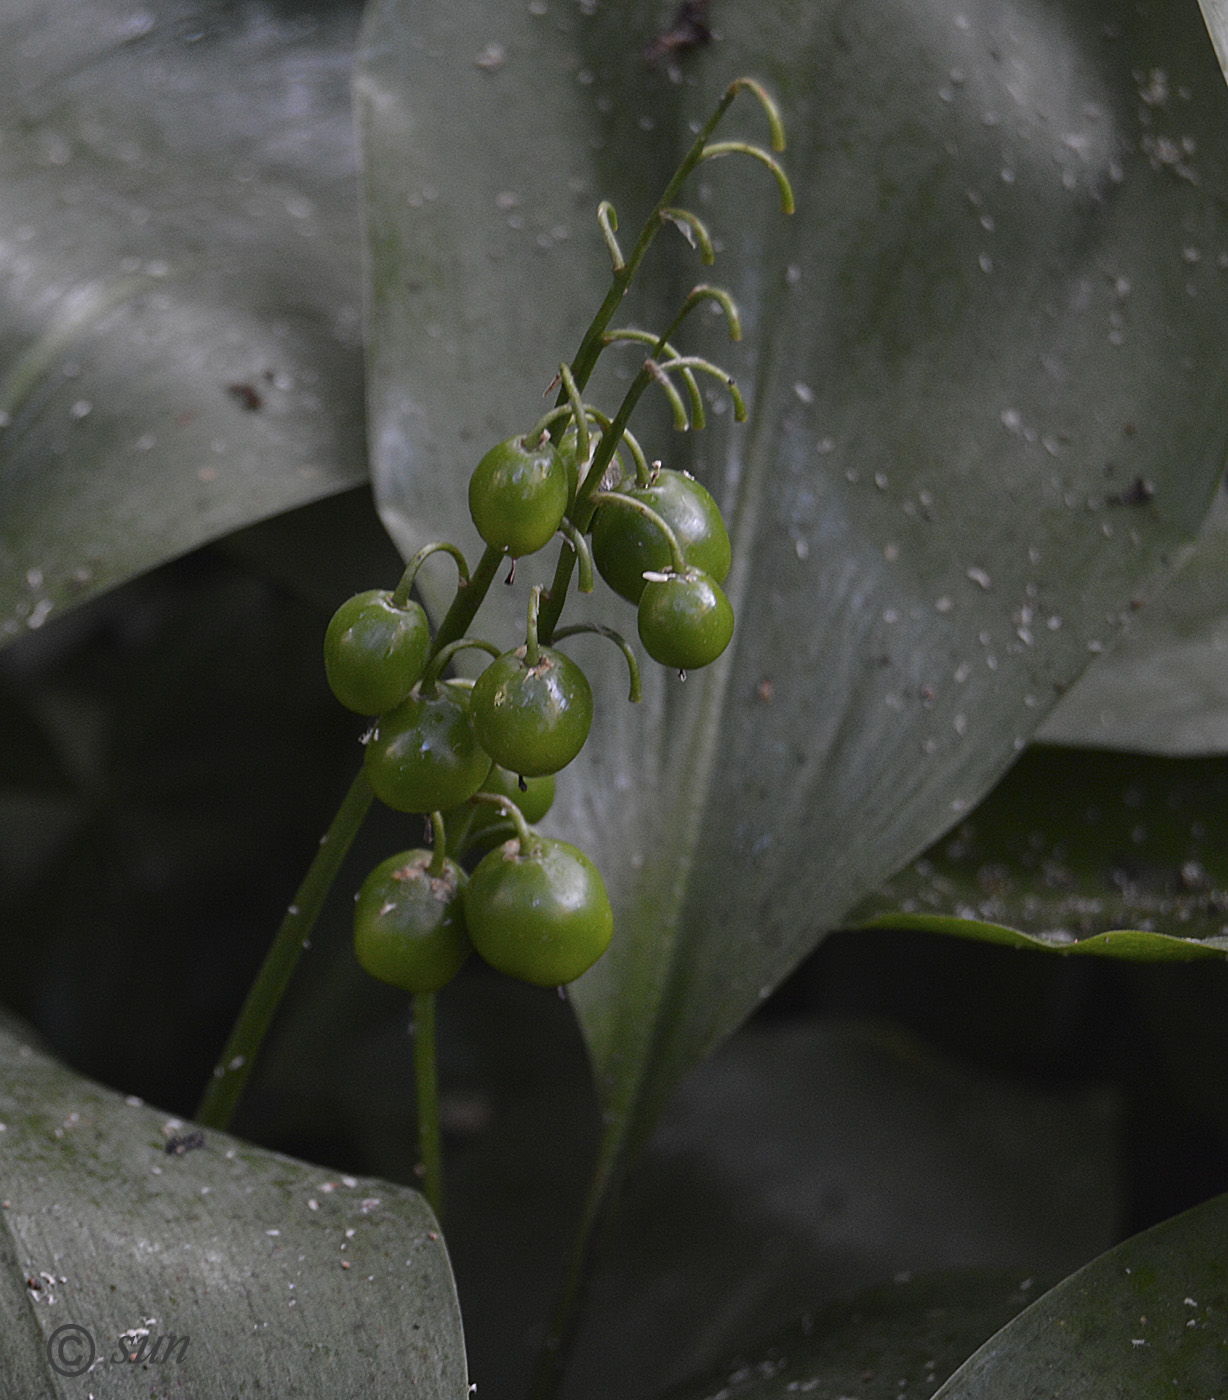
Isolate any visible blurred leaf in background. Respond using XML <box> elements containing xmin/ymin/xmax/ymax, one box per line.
<box><xmin>0</xmin><ymin>0</ymin><xmax>369</xmax><ymax>639</ymax></box>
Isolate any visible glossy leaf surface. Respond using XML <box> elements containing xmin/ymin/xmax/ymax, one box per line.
<box><xmin>1040</xmin><ymin>486</ymin><xmax>1228</xmax><ymax>754</ymax></box>
<box><xmin>854</xmin><ymin>745</ymin><xmax>1228</xmax><ymax>958</ymax></box>
<box><xmin>358</xmin><ymin>0</ymin><xmax>1228</xmax><ymax>1163</ymax></box>
<box><xmin>0</xmin><ymin>0</ymin><xmax>368</xmax><ymax>643</ymax></box>
<box><xmin>933</xmin><ymin>1190</ymin><xmax>1228</xmax><ymax>1397</ymax></box>
<box><xmin>0</xmin><ymin>1012</ymin><xmax>467</xmax><ymax>1397</ymax></box>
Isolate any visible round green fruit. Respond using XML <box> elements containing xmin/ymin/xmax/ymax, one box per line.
<box><xmin>464</xmin><ymin>837</ymin><xmax>613</xmax><ymax>986</ymax></box>
<box><xmin>364</xmin><ymin>684</ymin><xmax>492</xmax><ymax>813</ymax></box>
<box><xmin>324</xmin><ymin>589</ymin><xmax>430</xmax><ymax>715</ymax></box>
<box><xmin>590</xmin><ymin>469</ymin><xmax>731</xmax><ymax>604</ymax></box>
<box><xmin>470</xmin><ymin>646</ymin><xmax>593</xmax><ymax>778</ymax></box>
<box><xmin>353</xmin><ymin>850</ymin><xmax>470</xmax><ymax>993</ymax></box>
<box><xmin>637</xmin><ymin>569</ymin><xmax>735</xmax><ymax>671</ymax></box>
<box><xmin>468</xmin><ymin>435</ymin><xmax>570</xmax><ymax>558</ymax></box>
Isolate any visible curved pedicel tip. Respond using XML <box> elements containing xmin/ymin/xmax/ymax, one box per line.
<box><xmin>558</xmin><ymin>521</ymin><xmax>595</xmax><ymax>593</ymax></box>
<box><xmin>393</xmin><ymin>540</ymin><xmax>471</xmax><ymax>606</ymax></box>
<box><xmin>597</xmin><ymin>199</ymin><xmax>625</xmax><ymax>271</ymax></box>
<box><xmin>726</xmin><ymin>77</ymin><xmax>788</xmax><ymax>152</ymax></box>
<box><xmin>700</xmin><ymin>140</ymin><xmax>795</xmax><ymax>216</ymax></box>
<box><xmin>659</xmin><ymin>206</ymin><xmax>715</xmax><ymax>264</ymax></box>
<box><xmin>590</xmin><ymin>490</ymin><xmax>689</xmax><ymax>576</ymax></box>
<box><xmin>419</xmin><ymin>636</ymin><xmax>501</xmax><ymax>694</ymax></box>
<box><xmin>553</xmin><ymin>622</ymin><xmax>643</xmax><ymax>703</ymax></box>
<box><xmin>558</xmin><ymin>363</ymin><xmax>590</xmax><ymax>467</ymax></box>
<box><xmin>646</xmin><ymin>359</ymin><xmax>692</xmax><ymax>431</ymax></box>
<box><xmin>679</xmin><ymin>283</ymin><xmax>742</xmax><ymax>342</ymax></box>
<box><xmin>653</xmin><ymin>354</ymin><xmax>744</xmax><ymax>423</ymax></box>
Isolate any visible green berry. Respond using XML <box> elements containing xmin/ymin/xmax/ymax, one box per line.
<box><xmin>324</xmin><ymin>589</ymin><xmax>430</xmax><ymax>714</ymax></box>
<box><xmin>353</xmin><ymin>850</ymin><xmax>470</xmax><ymax>993</ymax></box>
<box><xmin>637</xmin><ymin>569</ymin><xmax>735</xmax><ymax>671</ymax></box>
<box><xmin>591</xmin><ymin>469</ymin><xmax>731</xmax><ymax>604</ymax></box>
<box><xmin>464</xmin><ymin>837</ymin><xmax>613</xmax><ymax>986</ymax></box>
<box><xmin>364</xmin><ymin>684</ymin><xmax>492</xmax><ymax>813</ymax></box>
<box><xmin>470</xmin><ymin>646</ymin><xmax>593</xmax><ymax>778</ymax></box>
<box><xmin>468</xmin><ymin>435</ymin><xmax>570</xmax><ymax>557</ymax></box>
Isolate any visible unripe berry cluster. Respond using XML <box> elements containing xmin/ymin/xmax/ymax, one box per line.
<box><xmin>319</xmin><ymin>76</ymin><xmax>792</xmax><ymax>999</ymax></box>
<box><xmin>325</xmin><ymin>433</ymin><xmax>736</xmax><ymax>992</ymax></box>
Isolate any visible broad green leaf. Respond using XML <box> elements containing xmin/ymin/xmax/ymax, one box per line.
<box><xmin>357</xmin><ymin>0</ymin><xmax>1228</xmax><ymax>1172</ymax></box>
<box><xmin>933</xmin><ymin>1190</ymin><xmax>1228</xmax><ymax>1397</ymax></box>
<box><xmin>0</xmin><ymin>0</ymin><xmax>369</xmax><ymax>645</ymax></box>
<box><xmin>1039</xmin><ymin>485</ymin><xmax>1228</xmax><ymax>754</ymax></box>
<box><xmin>658</xmin><ymin>1271</ymin><xmax>1051</xmax><ymax>1400</ymax></box>
<box><xmin>0</xmin><ymin>1011</ymin><xmax>467</xmax><ymax>1397</ymax></box>
<box><xmin>854</xmin><ymin>745</ymin><xmax>1228</xmax><ymax>958</ymax></box>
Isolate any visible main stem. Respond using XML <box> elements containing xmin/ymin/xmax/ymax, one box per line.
<box><xmin>537</xmin><ymin>85</ymin><xmax>748</xmax><ymax>647</ymax></box>
<box><xmin>429</xmin><ymin>542</ymin><xmax>505</xmax><ymax>659</ymax></box>
<box><xmin>196</xmin><ymin>769</ymin><xmax>375</xmax><ymax>1129</ymax></box>
<box><xmin>412</xmin><ymin>991</ymin><xmax>443</xmax><ymax>1220</ymax></box>
<box><xmin>565</xmin><ymin>83</ymin><xmax>744</xmax><ymax>396</ymax></box>
<box><xmin>536</xmin><ymin>353</ymin><xmax>660</xmax><ymax>645</ymax></box>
